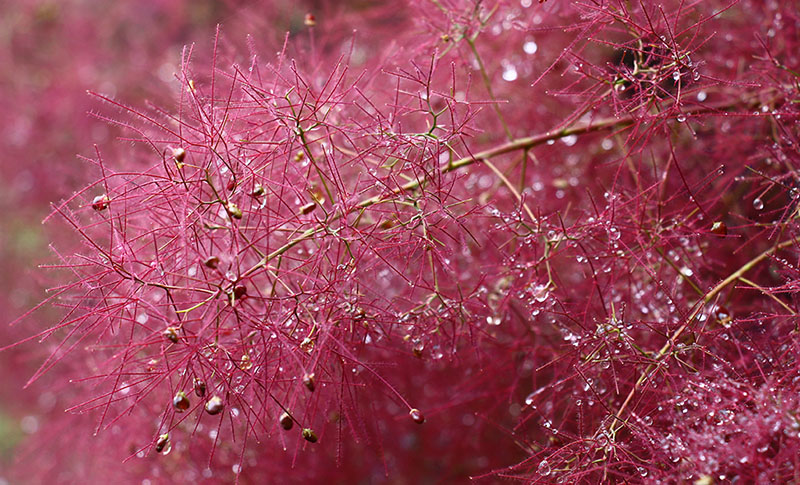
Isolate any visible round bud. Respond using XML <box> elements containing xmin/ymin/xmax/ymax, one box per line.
<box><xmin>227</xmin><ymin>202</ymin><xmax>243</xmax><ymax>219</ymax></box>
<box><xmin>155</xmin><ymin>433</ymin><xmax>170</xmax><ymax>453</ymax></box>
<box><xmin>173</xmin><ymin>391</ymin><xmax>190</xmax><ymax>412</ymax></box>
<box><xmin>299</xmin><ymin>202</ymin><xmax>317</xmax><ymax>215</ymax></box>
<box><xmin>279</xmin><ymin>412</ymin><xmax>293</xmax><ymax>430</ymax></box>
<box><xmin>302</xmin><ymin>372</ymin><xmax>316</xmax><ymax>392</ymax></box>
<box><xmin>203</xmin><ymin>256</ymin><xmax>220</xmax><ymax>269</ymax></box>
<box><xmin>171</xmin><ymin>147</ymin><xmax>186</xmax><ymax>163</ymax></box>
<box><xmin>251</xmin><ymin>184</ymin><xmax>266</xmax><ymax>197</ymax></box>
<box><xmin>92</xmin><ymin>194</ymin><xmax>109</xmax><ymax>211</ymax></box>
<box><xmin>205</xmin><ymin>396</ymin><xmax>224</xmax><ymax>415</ymax></box>
<box><xmin>163</xmin><ymin>327</ymin><xmax>179</xmax><ymax>344</ymax></box>
<box><xmin>304</xmin><ymin>13</ymin><xmax>316</xmax><ymax>27</ymax></box>
<box><xmin>193</xmin><ymin>378</ymin><xmax>206</xmax><ymax>398</ymax></box>
<box><xmin>409</xmin><ymin>408</ymin><xmax>425</xmax><ymax>424</ymax></box>
<box><xmin>302</xmin><ymin>428</ymin><xmax>318</xmax><ymax>443</ymax></box>
<box><xmin>710</xmin><ymin>221</ymin><xmax>727</xmax><ymax>236</ymax></box>
<box><xmin>233</xmin><ymin>284</ymin><xmax>247</xmax><ymax>299</ymax></box>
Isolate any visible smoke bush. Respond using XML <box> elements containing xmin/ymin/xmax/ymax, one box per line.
<box><xmin>7</xmin><ymin>0</ymin><xmax>800</xmax><ymax>483</ymax></box>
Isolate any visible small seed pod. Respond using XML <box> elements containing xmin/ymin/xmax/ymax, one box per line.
<box><xmin>92</xmin><ymin>194</ymin><xmax>109</xmax><ymax>211</ymax></box>
<box><xmin>155</xmin><ymin>433</ymin><xmax>170</xmax><ymax>453</ymax></box>
<box><xmin>294</xmin><ymin>150</ymin><xmax>305</xmax><ymax>162</ymax></box>
<box><xmin>409</xmin><ymin>408</ymin><xmax>425</xmax><ymax>424</ymax></box>
<box><xmin>233</xmin><ymin>284</ymin><xmax>247</xmax><ymax>299</ymax></box>
<box><xmin>279</xmin><ymin>412</ymin><xmax>293</xmax><ymax>430</ymax></box>
<box><xmin>251</xmin><ymin>184</ymin><xmax>266</xmax><ymax>197</ymax></box>
<box><xmin>302</xmin><ymin>428</ymin><xmax>318</xmax><ymax>443</ymax></box>
<box><xmin>173</xmin><ymin>391</ymin><xmax>190</xmax><ymax>412</ymax></box>
<box><xmin>710</xmin><ymin>221</ymin><xmax>727</xmax><ymax>236</ymax></box>
<box><xmin>205</xmin><ymin>396</ymin><xmax>224</xmax><ymax>415</ymax></box>
<box><xmin>163</xmin><ymin>326</ymin><xmax>179</xmax><ymax>344</ymax></box>
<box><xmin>441</xmin><ymin>33</ymin><xmax>451</xmax><ymax>42</ymax></box>
<box><xmin>227</xmin><ymin>202</ymin><xmax>243</xmax><ymax>220</ymax></box>
<box><xmin>299</xmin><ymin>202</ymin><xmax>317</xmax><ymax>215</ymax></box>
<box><xmin>171</xmin><ymin>147</ymin><xmax>186</xmax><ymax>163</ymax></box>
<box><xmin>412</xmin><ymin>341</ymin><xmax>424</xmax><ymax>358</ymax></box>
<box><xmin>304</xmin><ymin>13</ymin><xmax>316</xmax><ymax>27</ymax></box>
<box><xmin>203</xmin><ymin>256</ymin><xmax>220</xmax><ymax>269</ymax></box>
<box><xmin>302</xmin><ymin>372</ymin><xmax>316</xmax><ymax>392</ymax></box>
<box><xmin>193</xmin><ymin>378</ymin><xmax>206</xmax><ymax>398</ymax></box>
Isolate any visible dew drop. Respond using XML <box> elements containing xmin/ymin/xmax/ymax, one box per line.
<box><xmin>697</xmin><ymin>90</ymin><xmax>707</xmax><ymax>102</ymax></box>
<box><xmin>409</xmin><ymin>408</ymin><xmax>425</xmax><ymax>424</ymax></box>
<box><xmin>608</xmin><ymin>226</ymin><xmax>620</xmax><ymax>240</ymax></box>
<box><xmin>561</xmin><ymin>134</ymin><xmax>578</xmax><ymax>146</ymax></box>
<box><xmin>537</xmin><ymin>460</ymin><xmax>551</xmax><ymax>476</ymax></box>
<box><xmin>502</xmin><ymin>64</ymin><xmax>518</xmax><ymax>82</ymax></box>
<box><xmin>753</xmin><ymin>198</ymin><xmax>764</xmax><ymax>210</ymax></box>
<box><xmin>532</xmin><ymin>284</ymin><xmax>549</xmax><ymax>303</ymax></box>
<box><xmin>523</xmin><ymin>40</ymin><xmax>538</xmax><ymax>54</ymax></box>
<box><xmin>676</xmin><ymin>114</ymin><xmax>687</xmax><ymax>123</ymax></box>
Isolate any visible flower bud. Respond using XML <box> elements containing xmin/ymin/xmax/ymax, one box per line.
<box><xmin>279</xmin><ymin>412</ymin><xmax>293</xmax><ymax>430</ymax></box>
<box><xmin>227</xmin><ymin>202</ymin><xmax>243</xmax><ymax>220</ymax></box>
<box><xmin>92</xmin><ymin>194</ymin><xmax>109</xmax><ymax>211</ymax></box>
<box><xmin>173</xmin><ymin>391</ymin><xmax>190</xmax><ymax>412</ymax></box>
<box><xmin>163</xmin><ymin>326</ymin><xmax>179</xmax><ymax>344</ymax></box>
<box><xmin>171</xmin><ymin>147</ymin><xmax>186</xmax><ymax>163</ymax></box>
<box><xmin>193</xmin><ymin>378</ymin><xmax>206</xmax><ymax>398</ymax></box>
<box><xmin>155</xmin><ymin>433</ymin><xmax>170</xmax><ymax>453</ymax></box>
<box><xmin>299</xmin><ymin>202</ymin><xmax>317</xmax><ymax>215</ymax></box>
<box><xmin>302</xmin><ymin>372</ymin><xmax>315</xmax><ymax>392</ymax></box>
<box><xmin>205</xmin><ymin>396</ymin><xmax>224</xmax><ymax>415</ymax></box>
<box><xmin>302</xmin><ymin>428</ymin><xmax>318</xmax><ymax>443</ymax></box>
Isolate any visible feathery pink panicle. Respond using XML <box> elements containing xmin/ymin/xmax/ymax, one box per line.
<box><xmin>8</xmin><ymin>0</ymin><xmax>800</xmax><ymax>483</ymax></box>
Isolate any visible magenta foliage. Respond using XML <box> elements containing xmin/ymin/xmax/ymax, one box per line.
<box><xmin>7</xmin><ymin>0</ymin><xmax>800</xmax><ymax>483</ymax></box>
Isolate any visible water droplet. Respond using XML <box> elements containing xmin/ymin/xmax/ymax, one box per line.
<box><xmin>561</xmin><ymin>134</ymin><xmax>578</xmax><ymax>146</ymax></box>
<box><xmin>486</xmin><ymin>315</ymin><xmax>502</xmax><ymax>326</ymax></box>
<box><xmin>523</xmin><ymin>40</ymin><xmax>538</xmax><ymax>54</ymax></box>
<box><xmin>697</xmin><ymin>91</ymin><xmax>707</xmax><ymax>102</ymax></box>
<box><xmin>672</xmin><ymin>70</ymin><xmax>681</xmax><ymax>82</ymax></box>
<box><xmin>537</xmin><ymin>460</ymin><xmax>552</xmax><ymax>476</ymax></box>
<box><xmin>532</xmin><ymin>284</ymin><xmax>549</xmax><ymax>303</ymax></box>
<box><xmin>502</xmin><ymin>64</ymin><xmax>518</xmax><ymax>82</ymax></box>
<box><xmin>676</xmin><ymin>114</ymin><xmax>687</xmax><ymax>123</ymax></box>
<box><xmin>753</xmin><ymin>198</ymin><xmax>764</xmax><ymax>210</ymax></box>
<box><xmin>608</xmin><ymin>226</ymin><xmax>620</xmax><ymax>240</ymax></box>
<box><xmin>409</xmin><ymin>408</ymin><xmax>425</xmax><ymax>424</ymax></box>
